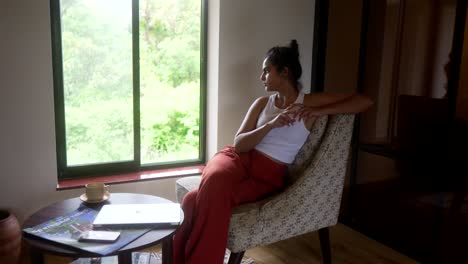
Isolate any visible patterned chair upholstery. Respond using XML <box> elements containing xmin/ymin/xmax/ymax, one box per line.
<box><xmin>175</xmin><ymin>114</ymin><xmax>355</xmax><ymax>264</ymax></box>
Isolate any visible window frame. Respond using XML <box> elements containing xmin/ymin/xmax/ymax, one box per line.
<box><xmin>50</xmin><ymin>0</ymin><xmax>207</xmax><ymax>179</ymax></box>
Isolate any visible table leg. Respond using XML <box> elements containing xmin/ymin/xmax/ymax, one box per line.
<box><xmin>162</xmin><ymin>236</ymin><xmax>173</xmax><ymax>264</ymax></box>
<box><xmin>29</xmin><ymin>247</ymin><xmax>44</xmax><ymax>264</ymax></box>
<box><xmin>118</xmin><ymin>252</ymin><xmax>132</xmax><ymax>264</ymax></box>
<box><xmin>29</xmin><ymin>247</ymin><xmax>45</xmax><ymax>264</ymax></box>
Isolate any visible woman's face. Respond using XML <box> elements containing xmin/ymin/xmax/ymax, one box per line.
<box><xmin>260</xmin><ymin>58</ymin><xmax>284</xmax><ymax>92</ymax></box>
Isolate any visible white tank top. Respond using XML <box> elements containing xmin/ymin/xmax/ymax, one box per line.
<box><xmin>255</xmin><ymin>92</ymin><xmax>310</xmax><ymax>164</ymax></box>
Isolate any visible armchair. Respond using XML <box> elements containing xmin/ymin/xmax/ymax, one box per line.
<box><xmin>175</xmin><ymin>114</ymin><xmax>355</xmax><ymax>264</ymax></box>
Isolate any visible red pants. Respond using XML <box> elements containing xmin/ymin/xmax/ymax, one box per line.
<box><xmin>173</xmin><ymin>146</ymin><xmax>286</xmax><ymax>264</ymax></box>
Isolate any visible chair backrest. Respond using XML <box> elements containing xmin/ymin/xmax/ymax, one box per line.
<box><xmin>247</xmin><ymin>114</ymin><xmax>355</xmax><ymax>247</ymax></box>
<box><xmin>287</xmin><ymin>115</ymin><xmax>330</xmax><ymax>183</ymax></box>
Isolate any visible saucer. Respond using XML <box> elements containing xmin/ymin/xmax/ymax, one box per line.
<box><xmin>80</xmin><ymin>192</ymin><xmax>110</xmax><ymax>203</ymax></box>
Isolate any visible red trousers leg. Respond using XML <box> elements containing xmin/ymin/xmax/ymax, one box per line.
<box><xmin>173</xmin><ymin>190</ymin><xmax>198</xmax><ymax>264</ymax></box>
<box><xmin>173</xmin><ymin>147</ymin><xmax>285</xmax><ymax>264</ymax></box>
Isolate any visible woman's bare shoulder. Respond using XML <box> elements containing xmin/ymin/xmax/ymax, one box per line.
<box><xmin>251</xmin><ymin>96</ymin><xmax>269</xmax><ymax>108</ymax></box>
<box><xmin>242</xmin><ymin>96</ymin><xmax>270</xmax><ymax>117</ymax></box>
<box><xmin>256</xmin><ymin>95</ymin><xmax>270</xmax><ymax>103</ymax></box>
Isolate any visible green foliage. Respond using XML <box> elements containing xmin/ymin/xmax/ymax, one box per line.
<box><xmin>154</xmin><ymin>37</ymin><xmax>200</xmax><ymax>87</ymax></box>
<box><xmin>150</xmin><ymin>110</ymin><xmax>199</xmax><ymax>157</ymax></box>
<box><xmin>60</xmin><ymin>0</ymin><xmax>202</xmax><ymax>166</ymax></box>
<box><xmin>140</xmin><ymin>81</ymin><xmax>200</xmax><ymax>163</ymax></box>
<box><xmin>66</xmin><ymin>99</ymin><xmax>134</xmax><ymax>165</ymax></box>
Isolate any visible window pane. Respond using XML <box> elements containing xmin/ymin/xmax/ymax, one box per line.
<box><xmin>61</xmin><ymin>0</ymin><xmax>133</xmax><ymax>166</ymax></box>
<box><xmin>139</xmin><ymin>0</ymin><xmax>201</xmax><ymax>164</ymax></box>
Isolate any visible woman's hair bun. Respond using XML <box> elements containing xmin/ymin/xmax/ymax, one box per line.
<box><xmin>289</xmin><ymin>39</ymin><xmax>299</xmax><ymax>58</ymax></box>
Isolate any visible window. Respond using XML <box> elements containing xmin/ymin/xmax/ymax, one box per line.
<box><xmin>50</xmin><ymin>0</ymin><xmax>207</xmax><ymax>179</ymax></box>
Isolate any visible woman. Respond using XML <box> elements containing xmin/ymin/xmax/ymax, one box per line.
<box><xmin>173</xmin><ymin>40</ymin><xmax>373</xmax><ymax>264</ymax></box>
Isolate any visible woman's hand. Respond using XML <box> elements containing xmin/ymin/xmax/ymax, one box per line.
<box><xmin>287</xmin><ymin>103</ymin><xmax>323</xmax><ymax>121</ymax></box>
<box><xmin>267</xmin><ymin>109</ymin><xmax>297</xmax><ymax>128</ymax></box>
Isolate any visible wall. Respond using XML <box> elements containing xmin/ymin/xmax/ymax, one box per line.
<box><xmin>0</xmin><ymin>0</ymin><xmax>315</xmax><ymax>223</ymax></box>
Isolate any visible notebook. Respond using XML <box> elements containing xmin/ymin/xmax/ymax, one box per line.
<box><xmin>92</xmin><ymin>203</ymin><xmax>181</xmax><ymax>228</ymax></box>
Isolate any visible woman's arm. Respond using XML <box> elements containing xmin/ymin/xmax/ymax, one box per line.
<box><xmin>234</xmin><ymin>97</ymin><xmax>295</xmax><ymax>153</ymax></box>
<box><xmin>292</xmin><ymin>92</ymin><xmax>373</xmax><ymax>120</ymax></box>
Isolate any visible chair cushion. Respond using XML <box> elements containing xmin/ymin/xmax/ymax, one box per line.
<box><xmin>176</xmin><ymin>176</ymin><xmax>201</xmax><ymax>203</ymax></box>
<box><xmin>287</xmin><ymin>115</ymin><xmax>329</xmax><ymax>183</ymax></box>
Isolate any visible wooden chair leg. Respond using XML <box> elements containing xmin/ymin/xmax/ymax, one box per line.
<box><xmin>318</xmin><ymin>227</ymin><xmax>332</xmax><ymax>264</ymax></box>
<box><xmin>227</xmin><ymin>251</ymin><xmax>245</xmax><ymax>264</ymax></box>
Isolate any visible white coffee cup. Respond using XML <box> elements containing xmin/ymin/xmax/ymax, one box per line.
<box><xmin>85</xmin><ymin>183</ymin><xmax>109</xmax><ymax>201</ymax></box>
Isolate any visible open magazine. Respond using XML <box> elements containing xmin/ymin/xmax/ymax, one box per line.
<box><xmin>23</xmin><ymin>205</ymin><xmax>152</xmax><ymax>256</ymax></box>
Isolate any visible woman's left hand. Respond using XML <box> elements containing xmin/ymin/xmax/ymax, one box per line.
<box><xmin>287</xmin><ymin>103</ymin><xmax>323</xmax><ymax>121</ymax></box>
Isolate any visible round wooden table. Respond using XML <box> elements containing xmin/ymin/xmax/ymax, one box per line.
<box><xmin>22</xmin><ymin>193</ymin><xmax>184</xmax><ymax>264</ymax></box>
